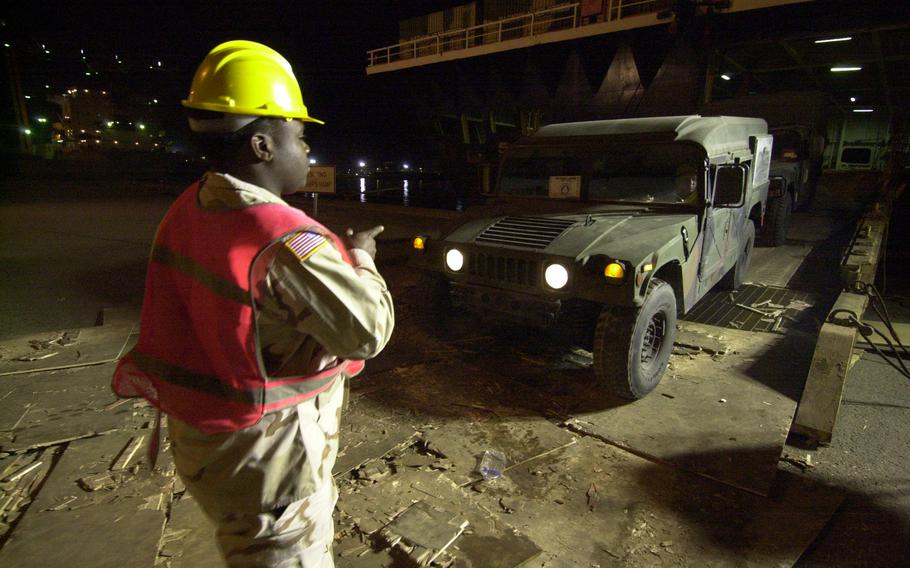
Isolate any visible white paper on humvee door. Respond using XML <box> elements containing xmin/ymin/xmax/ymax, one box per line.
<box><xmin>548</xmin><ymin>175</ymin><xmax>581</xmax><ymax>199</ymax></box>
<box><xmin>752</xmin><ymin>135</ymin><xmax>773</xmax><ymax>187</ymax></box>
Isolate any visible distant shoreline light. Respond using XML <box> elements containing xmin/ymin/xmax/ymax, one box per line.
<box><xmin>814</xmin><ymin>36</ymin><xmax>852</xmax><ymax>44</ymax></box>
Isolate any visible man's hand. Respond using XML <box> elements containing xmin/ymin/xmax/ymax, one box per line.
<box><xmin>344</xmin><ymin>225</ymin><xmax>384</xmax><ymax>259</ymax></box>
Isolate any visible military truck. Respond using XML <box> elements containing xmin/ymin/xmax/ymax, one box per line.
<box><xmin>763</xmin><ymin>125</ymin><xmax>825</xmax><ymax>246</ymax></box>
<box><xmin>412</xmin><ymin>115</ymin><xmax>772</xmax><ymax>399</ymax></box>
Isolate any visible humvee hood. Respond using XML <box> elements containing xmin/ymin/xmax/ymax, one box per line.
<box><xmin>447</xmin><ymin>209</ymin><xmax>696</xmax><ymax>264</ymax></box>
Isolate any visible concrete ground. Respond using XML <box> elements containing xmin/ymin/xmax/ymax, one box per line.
<box><xmin>0</xmin><ymin>168</ymin><xmax>907</xmax><ymax>566</ymax></box>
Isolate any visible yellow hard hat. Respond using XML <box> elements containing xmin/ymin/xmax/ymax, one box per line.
<box><xmin>182</xmin><ymin>40</ymin><xmax>323</xmax><ymax>125</ymax></box>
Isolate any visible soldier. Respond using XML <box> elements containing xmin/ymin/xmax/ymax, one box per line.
<box><xmin>112</xmin><ymin>40</ymin><xmax>394</xmax><ymax>566</ymax></box>
<box><xmin>673</xmin><ymin>164</ymin><xmax>700</xmax><ymax>204</ymax></box>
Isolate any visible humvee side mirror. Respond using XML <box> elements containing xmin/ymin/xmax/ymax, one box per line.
<box><xmin>713</xmin><ymin>165</ymin><xmax>746</xmax><ymax>208</ymax></box>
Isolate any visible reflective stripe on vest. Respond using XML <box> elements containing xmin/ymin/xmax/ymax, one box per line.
<box><xmin>151</xmin><ymin>244</ymin><xmax>248</xmax><ymax>304</ymax></box>
<box><xmin>129</xmin><ymin>350</ymin><xmax>341</xmax><ymax>406</ymax></box>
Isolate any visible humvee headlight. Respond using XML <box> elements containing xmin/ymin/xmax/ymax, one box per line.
<box><xmin>604</xmin><ymin>262</ymin><xmax>625</xmax><ymax>280</ymax></box>
<box><xmin>413</xmin><ymin>236</ymin><xmax>426</xmax><ymax>251</ymax></box>
<box><xmin>545</xmin><ymin>263</ymin><xmax>569</xmax><ymax>289</ymax></box>
<box><xmin>445</xmin><ymin>248</ymin><xmax>464</xmax><ymax>271</ymax></box>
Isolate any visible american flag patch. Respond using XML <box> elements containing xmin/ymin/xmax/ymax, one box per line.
<box><xmin>284</xmin><ymin>231</ymin><xmax>327</xmax><ymax>262</ymax></box>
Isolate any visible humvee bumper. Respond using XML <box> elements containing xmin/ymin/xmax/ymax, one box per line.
<box><xmin>450</xmin><ymin>282</ymin><xmax>561</xmax><ymax>327</ymax></box>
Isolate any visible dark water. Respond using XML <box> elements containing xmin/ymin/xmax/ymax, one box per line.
<box><xmin>332</xmin><ymin>173</ymin><xmax>482</xmax><ymax>211</ymax></box>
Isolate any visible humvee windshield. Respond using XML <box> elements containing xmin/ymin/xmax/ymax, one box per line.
<box><xmin>499</xmin><ymin>142</ymin><xmax>706</xmax><ymax>205</ymax></box>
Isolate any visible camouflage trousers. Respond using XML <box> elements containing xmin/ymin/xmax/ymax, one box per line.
<box><xmin>168</xmin><ymin>377</ymin><xmax>345</xmax><ymax>567</ymax></box>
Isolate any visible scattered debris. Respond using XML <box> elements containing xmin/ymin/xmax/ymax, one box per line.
<box><xmin>375</xmin><ymin>501</ymin><xmax>468</xmax><ymax>567</ymax></box>
<box><xmin>103</xmin><ymin>398</ymin><xmax>132</xmax><ymax>412</ymax></box>
<box><xmin>674</xmin><ymin>329</ymin><xmax>729</xmax><ymax>356</ymax></box>
<box><xmin>562</xmin><ymin>348</ymin><xmax>593</xmax><ymax>368</ymax></box>
<box><xmin>110</xmin><ymin>435</ymin><xmax>145</xmax><ymax>471</ymax></box>
<box><xmin>9</xmin><ymin>403</ymin><xmax>36</xmax><ymax>431</ymax></box>
<box><xmin>357</xmin><ymin>458</ymin><xmax>391</xmax><ymax>482</ymax></box>
<box><xmin>41</xmin><ymin>496</ymin><xmax>78</xmax><ymax>512</ymax></box>
<box><xmin>15</xmin><ymin>351</ymin><xmax>59</xmax><ymax>362</ymax></box>
<box><xmin>0</xmin><ymin>460</ymin><xmax>43</xmax><ymax>485</ymax></box>
<box><xmin>586</xmin><ymin>483</ymin><xmax>599</xmax><ymax>512</ymax></box>
<box><xmin>780</xmin><ymin>453</ymin><xmax>815</xmax><ymax>471</ymax></box>
<box><xmin>477</xmin><ymin>450</ymin><xmax>508</xmax><ymax>480</ymax></box>
<box><xmin>78</xmin><ymin>472</ymin><xmax>116</xmax><ymax>492</ymax></box>
<box><xmin>499</xmin><ymin>496</ymin><xmax>518</xmax><ymax>514</ymax></box>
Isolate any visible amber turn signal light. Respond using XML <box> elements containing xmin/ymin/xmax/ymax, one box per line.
<box><xmin>604</xmin><ymin>262</ymin><xmax>625</xmax><ymax>279</ymax></box>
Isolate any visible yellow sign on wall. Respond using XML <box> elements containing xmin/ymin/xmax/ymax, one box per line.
<box><xmin>304</xmin><ymin>166</ymin><xmax>336</xmax><ymax>194</ymax></box>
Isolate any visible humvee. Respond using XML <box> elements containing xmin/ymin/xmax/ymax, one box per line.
<box><xmin>762</xmin><ymin>125</ymin><xmax>824</xmax><ymax>246</ymax></box>
<box><xmin>412</xmin><ymin>115</ymin><xmax>772</xmax><ymax>399</ymax></box>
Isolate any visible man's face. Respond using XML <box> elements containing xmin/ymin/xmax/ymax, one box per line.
<box><xmin>675</xmin><ymin>173</ymin><xmax>697</xmax><ymax>198</ymax></box>
<box><xmin>271</xmin><ymin>119</ymin><xmax>310</xmax><ymax>195</ymax></box>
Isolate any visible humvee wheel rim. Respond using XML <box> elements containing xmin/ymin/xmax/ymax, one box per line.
<box><xmin>640</xmin><ymin>312</ymin><xmax>666</xmax><ymax>371</ymax></box>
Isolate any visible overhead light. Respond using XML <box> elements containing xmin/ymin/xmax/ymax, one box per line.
<box><xmin>309</xmin><ymin>158</ymin><xmax>316</xmax><ymax>164</ymax></box>
<box><xmin>831</xmin><ymin>66</ymin><xmax>862</xmax><ymax>72</ymax></box>
<box><xmin>853</xmin><ymin>109</ymin><xmax>874</xmax><ymax>113</ymax></box>
<box><xmin>720</xmin><ymin>74</ymin><xmax>731</xmax><ymax>81</ymax></box>
<box><xmin>850</xmin><ymin>97</ymin><xmax>856</xmax><ymax>102</ymax></box>
<box><xmin>814</xmin><ymin>36</ymin><xmax>852</xmax><ymax>44</ymax></box>
<box><xmin>358</xmin><ymin>161</ymin><xmax>366</xmax><ymax>168</ymax></box>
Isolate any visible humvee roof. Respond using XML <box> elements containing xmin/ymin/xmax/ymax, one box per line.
<box><xmin>533</xmin><ymin>115</ymin><xmax>767</xmax><ymax>158</ymax></box>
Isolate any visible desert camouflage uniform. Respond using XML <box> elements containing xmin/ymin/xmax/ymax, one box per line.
<box><xmin>168</xmin><ymin>173</ymin><xmax>394</xmax><ymax>567</ymax></box>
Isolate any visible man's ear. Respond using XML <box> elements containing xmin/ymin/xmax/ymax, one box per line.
<box><xmin>249</xmin><ymin>132</ymin><xmax>273</xmax><ymax>162</ymax></box>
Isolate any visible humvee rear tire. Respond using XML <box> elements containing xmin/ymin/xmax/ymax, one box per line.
<box><xmin>761</xmin><ymin>195</ymin><xmax>791</xmax><ymax>247</ymax></box>
<box><xmin>720</xmin><ymin>220</ymin><xmax>755</xmax><ymax>291</ymax></box>
<box><xmin>593</xmin><ymin>278</ymin><xmax>677</xmax><ymax>399</ymax></box>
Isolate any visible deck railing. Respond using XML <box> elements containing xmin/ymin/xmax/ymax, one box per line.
<box><xmin>367</xmin><ymin>0</ymin><xmax>671</xmax><ymax>69</ymax></box>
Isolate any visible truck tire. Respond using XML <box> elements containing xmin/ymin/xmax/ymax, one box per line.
<box><xmin>720</xmin><ymin>220</ymin><xmax>755</xmax><ymax>290</ymax></box>
<box><xmin>593</xmin><ymin>278</ymin><xmax>677</xmax><ymax>399</ymax></box>
<box><xmin>761</xmin><ymin>195</ymin><xmax>792</xmax><ymax>247</ymax></box>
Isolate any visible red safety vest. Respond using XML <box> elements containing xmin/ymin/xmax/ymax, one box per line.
<box><xmin>112</xmin><ymin>181</ymin><xmax>364</xmax><ymax>433</ymax></box>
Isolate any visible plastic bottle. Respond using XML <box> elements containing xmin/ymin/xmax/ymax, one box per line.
<box><xmin>477</xmin><ymin>450</ymin><xmax>508</xmax><ymax>480</ymax></box>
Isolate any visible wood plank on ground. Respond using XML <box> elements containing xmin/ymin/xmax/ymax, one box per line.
<box><xmin>792</xmin><ymin>292</ymin><xmax>868</xmax><ymax>445</ymax></box>
<box><xmin>495</xmin><ymin>435</ymin><xmax>844</xmax><ymax>567</ymax></box>
<box><xmin>0</xmin><ymin>322</ymin><xmax>134</xmax><ymax>377</ymax></box>
<box><xmin>0</xmin><ymin>432</ymin><xmax>171</xmax><ymax>568</ymax></box>
<box><xmin>749</xmin><ymin>244</ymin><xmax>813</xmax><ymax>287</ymax></box>
<box><xmin>0</xmin><ymin>362</ymin><xmax>151</xmax><ymax>453</ymax></box>
<box><xmin>563</xmin><ymin>322</ymin><xmax>815</xmax><ymax>495</ymax></box>
<box><xmin>159</xmin><ymin>495</ymin><xmax>222</xmax><ymax>568</ymax></box>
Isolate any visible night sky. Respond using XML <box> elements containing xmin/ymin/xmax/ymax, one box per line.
<box><xmin>2</xmin><ymin>2</ymin><xmax>424</xmax><ymax>166</ymax></box>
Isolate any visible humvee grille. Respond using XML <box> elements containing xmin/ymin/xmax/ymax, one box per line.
<box><xmin>475</xmin><ymin>216</ymin><xmax>575</xmax><ymax>249</ymax></box>
<box><xmin>468</xmin><ymin>252</ymin><xmax>540</xmax><ymax>287</ymax></box>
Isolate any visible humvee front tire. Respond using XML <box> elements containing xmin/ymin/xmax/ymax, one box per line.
<box><xmin>593</xmin><ymin>278</ymin><xmax>677</xmax><ymax>399</ymax></box>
